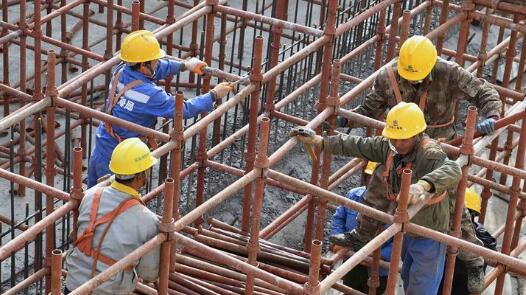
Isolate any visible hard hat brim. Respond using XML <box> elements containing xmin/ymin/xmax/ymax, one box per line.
<box><xmin>118</xmin><ymin>49</ymin><xmax>166</xmax><ymax>63</ymax></box>
<box><xmin>382</xmin><ymin>125</ymin><xmax>426</xmax><ymax>140</ymax></box>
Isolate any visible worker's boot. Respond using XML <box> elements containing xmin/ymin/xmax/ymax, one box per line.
<box><xmin>467</xmin><ymin>265</ymin><xmax>485</xmax><ymax>293</ymax></box>
<box><xmin>329</xmin><ymin>230</ymin><xmax>366</xmax><ymax>252</ymax></box>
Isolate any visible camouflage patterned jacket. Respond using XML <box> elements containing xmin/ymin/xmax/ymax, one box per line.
<box><xmin>352</xmin><ymin>57</ymin><xmax>502</xmax><ymax>140</ymax></box>
<box><xmin>323</xmin><ymin>133</ymin><xmax>462</xmax><ymax>237</ymax></box>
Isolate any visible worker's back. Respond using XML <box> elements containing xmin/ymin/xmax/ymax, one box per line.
<box><xmin>65</xmin><ymin>185</ymin><xmax>160</xmax><ymax>294</ymax></box>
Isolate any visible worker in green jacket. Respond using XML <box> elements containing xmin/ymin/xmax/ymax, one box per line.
<box><xmin>290</xmin><ymin>102</ymin><xmax>462</xmax><ymax>295</ymax></box>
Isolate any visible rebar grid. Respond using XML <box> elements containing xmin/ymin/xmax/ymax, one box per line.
<box><xmin>0</xmin><ymin>0</ymin><xmax>525</xmax><ymax>294</ymax></box>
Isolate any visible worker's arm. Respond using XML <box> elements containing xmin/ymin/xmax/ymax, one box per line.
<box><xmin>152</xmin><ymin>59</ymin><xmax>184</xmax><ymax>80</ymax></box>
<box><xmin>450</xmin><ymin>62</ymin><xmax>502</xmax><ymax>119</ymax></box>
<box><xmin>135</xmin><ymin>213</ymin><xmax>161</xmax><ymax>283</ymax></box>
<box><xmin>322</xmin><ymin>133</ymin><xmax>388</xmax><ymax>163</ymax></box>
<box><xmin>419</xmin><ymin>152</ymin><xmax>462</xmax><ymax>194</ymax></box>
<box><xmin>145</xmin><ymin>90</ymin><xmax>214</xmax><ymax>119</ymax></box>
<box><xmin>331</xmin><ymin>206</ymin><xmax>349</xmax><ymax>235</ymax></box>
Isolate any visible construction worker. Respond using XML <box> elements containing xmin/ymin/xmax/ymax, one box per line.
<box><xmin>331</xmin><ymin>185</ymin><xmax>390</xmax><ymax>294</ymax></box>
<box><xmin>339</xmin><ymin>35</ymin><xmax>502</xmax><ymax>140</ymax></box>
<box><xmin>65</xmin><ymin>138</ymin><xmax>160</xmax><ymax>294</ymax></box>
<box><xmin>88</xmin><ymin>30</ymin><xmax>232</xmax><ymax>188</ymax></box>
<box><xmin>337</xmin><ymin>35</ymin><xmax>501</xmax><ymax>292</ymax></box>
<box><xmin>438</xmin><ymin>188</ymin><xmax>497</xmax><ymax>295</ymax></box>
<box><xmin>290</xmin><ymin>102</ymin><xmax>462</xmax><ymax>295</ymax></box>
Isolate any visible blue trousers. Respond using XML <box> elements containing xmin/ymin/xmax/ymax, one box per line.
<box><xmin>87</xmin><ymin>150</ymin><xmax>111</xmax><ymax>188</ymax></box>
<box><xmin>401</xmin><ymin>236</ymin><xmax>446</xmax><ymax>295</ymax></box>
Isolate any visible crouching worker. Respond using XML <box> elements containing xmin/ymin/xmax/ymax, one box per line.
<box><xmin>331</xmin><ymin>186</ymin><xmax>391</xmax><ymax>294</ymax></box>
<box><xmin>290</xmin><ymin>102</ymin><xmax>462</xmax><ymax>295</ymax></box>
<box><xmin>65</xmin><ymin>138</ymin><xmax>160</xmax><ymax>294</ymax></box>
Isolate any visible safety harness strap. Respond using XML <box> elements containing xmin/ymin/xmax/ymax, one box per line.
<box><xmin>386</xmin><ymin>66</ymin><xmax>454</xmax><ymax>129</ymax></box>
<box><xmin>105</xmin><ymin>70</ymin><xmax>144</xmax><ymax>142</ymax></box>
<box><xmin>74</xmin><ymin>188</ymin><xmax>140</xmax><ymax>278</ymax></box>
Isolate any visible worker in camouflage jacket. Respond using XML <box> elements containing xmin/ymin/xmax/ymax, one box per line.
<box><xmin>290</xmin><ymin>102</ymin><xmax>461</xmax><ymax>295</ymax></box>
<box><xmin>291</xmin><ymin>102</ymin><xmax>461</xmax><ymax>295</ymax></box>
<box><xmin>337</xmin><ymin>35</ymin><xmax>501</xmax><ymax>293</ymax></box>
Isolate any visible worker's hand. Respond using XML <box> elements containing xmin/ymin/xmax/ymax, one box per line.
<box><xmin>405</xmin><ymin>180</ymin><xmax>432</xmax><ymax>204</ymax></box>
<box><xmin>210</xmin><ymin>82</ymin><xmax>233</xmax><ymax>101</ymax></box>
<box><xmin>337</xmin><ymin>116</ymin><xmax>348</xmax><ymax>128</ymax></box>
<box><xmin>329</xmin><ymin>230</ymin><xmax>366</xmax><ymax>252</ymax></box>
<box><xmin>476</xmin><ymin>117</ymin><xmax>497</xmax><ymax>135</ymax></box>
<box><xmin>185</xmin><ymin>57</ymin><xmax>207</xmax><ymax>75</ymax></box>
<box><xmin>288</xmin><ymin>126</ymin><xmax>323</xmax><ymax>146</ymax></box>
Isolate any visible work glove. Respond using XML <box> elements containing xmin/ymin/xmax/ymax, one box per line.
<box><xmin>329</xmin><ymin>229</ymin><xmax>367</xmax><ymax>252</ymax></box>
<box><xmin>337</xmin><ymin>116</ymin><xmax>348</xmax><ymax>128</ymax></box>
<box><xmin>210</xmin><ymin>82</ymin><xmax>233</xmax><ymax>101</ymax></box>
<box><xmin>476</xmin><ymin>117</ymin><xmax>497</xmax><ymax>135</ymax></box>
<box><xmin>288</xmin><ymin>126</ymin><xmax>323</xmax><ymax>146</ymax></box>
<box><xmin>406</xmin><ymin>180</ymin><xmax>432</xmax><ymax>204</ymax></box>
<box><xmin>185</xmin><ymin>57</ymin><xmax>207</xmax><ymax>75</ymax></box>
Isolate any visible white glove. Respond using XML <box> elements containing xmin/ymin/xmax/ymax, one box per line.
<box><xmin>210</xmin><ymin>82</ymin><xmax>233</xmax><ymax>101</ymax></box>
<box><xmin>407</xmin><ymin>181</ymin><xmax>432</xmax><ymax>204</ymax></box>
<box><xmin>185</xmin><ymin>57</ymin><xmax>207</xmax><ymax>75</ymax></box>
<box><xmin>288</xmin><ymin>126</ymin><xmax>323</xmax><ymax>146</ymax></box>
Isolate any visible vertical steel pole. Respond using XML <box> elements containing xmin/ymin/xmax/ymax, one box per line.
<box><xmin>454</xmin><ymin>0</ymin><xmax>473</xmax><ymax>67</ymax></box>
<box><xmin>70</xmin><ymin>147</ymin><xmax>84</xmax><ymax>242</ymax></box>
<box><xmin>17</xmin><ymin>0</ymin><xmax>27</xmax><ymax>196</ymax></box>
<box><xmin>494</xmin><ymin>113</ymin><xmax>526</xmax><ymax>294</ymax></box>
<box><xmin>131</xmin><ymin>0</ymin><xmax>140</xmax><ymax>32</ymax></box>
<box><xmin>170</xmin><ymin>91</ymin><xmax>184</xmax><ymax>272</ymax></box>
<box><xmin>374</xmin><ymin>8</ymin><xmax>387</xmax><ymax>70</ymax></box>
<box><xmin>158</xmin><ymin>178</ymin><xmax>174</xmax><ymax>295</ymax></box>
<box><xmin>44</xmin><ymin>51</ymin><xmax>58</xmax><ymax>294</ymax></box>
<box><xmin>386</xmin><ymin>0</ymin><xmax>402</xmax><ymax>62</ymax></box>
<box><xmin>303</xmin><ymin>240</ymin><xmax>322</xmax><ymax>295</ymax></box>
<box><xmin>384</xmin><ymin>169</ymin><xmax>411</xmax><ymax>295</ymax></box>
<box><xmin>194</xmin><ymin>0</ymin><xmax>217</xmax><ymax>227</ymax></box>
<box><xmin>436</xmin><ymin>0</ymin><xmax>449</xmax><ymax>55</ymax></box>
<box><xmin>245</xmin><ymin>117</ymin><xmax>270</xmax><ymax>295</ymax></box>
<box><xmin>50</xmin><ymin>249</ymin><xmax>63</xmax><ymax>295</ymax></box>
<box><xmin>441</xmin><ymin>106</ymin><xmax>477</xmax><ymax>295</ymax></box>
<box><xmin>241</xmin><ymin>36</ymin><xmax>264</xmax><ymax>233</ymax></box>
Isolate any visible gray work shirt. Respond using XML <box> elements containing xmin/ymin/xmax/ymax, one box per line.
<box><xmin>65</xmin><ymin>184</ymin><xmax>160</xmax><ymax>294</ymax></box>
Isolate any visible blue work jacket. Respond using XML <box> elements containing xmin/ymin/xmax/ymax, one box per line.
<box><xmin>331</xmin><ymin>186</ymin><xmax>393</xmax><ymax>276</ymax></box>
<box><xmin>93</xmin><ymin>59</ymin><xmax>213</xmax><ymax>160</ymax></box>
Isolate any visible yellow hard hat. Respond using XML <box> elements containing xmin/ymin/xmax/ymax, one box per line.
<box><xmin>464</xmin><ymin>188</ymin><xmax>481</xmax><ymax>214</ymax></box>
<box><xmin>109</xmin><ymin>138</ymin><xmax>158</xmax><ymax>176</ymax></box>
<box><xmin>364</xmin><ymin>161</ymin><xmax>378</xmax><ymax>175</ymax></box>
<box><xmin>382</xmin><ymin>102</ymin><xmax>427</xmax><ymax>139</ymax></box>
<box><xmin>119</xmin><ymin>30</ymin><xmax>166</xmax><ymax>63</ymax></box>
<box><xmin>397</xmin><ymin>35</ymin><xmax>437</xmax><ymax>81</ymax></box>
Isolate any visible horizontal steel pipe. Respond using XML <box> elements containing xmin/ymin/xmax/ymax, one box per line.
<box><xmin>0</xmin><ymin>202</ymin><xmax>74</xmax><ymax>261</ymax></box>
<box><xmin>215</xmin><ymin>5</ymin><xmax>324</xmax><ymax>37</ymax></box>
<box><xmin>0</xmin><ymin>167</ymin><xmax>69</xmax><ymax>200</ymax></box>
<box><xmin>69</xmin><ymin>234</ymin><xmax>166</xmax><ymax>294</ymax></box>
<box><xmin>405</xmin><ymin>223</ymin><xmax>526</xmax><ymax>276</ymax></box>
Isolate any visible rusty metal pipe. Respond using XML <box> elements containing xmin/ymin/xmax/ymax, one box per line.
<box><xmin>158</xmin><ymin>178</ymin><xmax>174</xmax><ymax>295</ymax></box>
<box><xmin>50</xmin><ymin>249</ymin><xmax>63</xmax><ymax>295</ymax></box>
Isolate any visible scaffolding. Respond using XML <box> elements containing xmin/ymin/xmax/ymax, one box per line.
<box><xmin>0</xmin><ymin>0</ymin><xmax>526</xmax><ymax>294</ymax></box>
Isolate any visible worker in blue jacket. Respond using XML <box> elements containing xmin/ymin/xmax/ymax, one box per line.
<box><xmin>88</xmin><ymin>30</ymin><xmax>232</xmax><ymax>187</ymax></box>
<box><xmin>331</xmin><ymin>163</ymin><xmax>391</xmax><ymax>293</ymax></box>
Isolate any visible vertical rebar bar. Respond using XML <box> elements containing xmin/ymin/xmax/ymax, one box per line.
<box><xmin>241</xmin><ymin>36</ymin><xmax>264</xmax><ymax>233</ymax></box>
<box><xmin>17</xmin><ymin>0</ymin><xmax>27</xmax><ymax>196</ymax></box>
